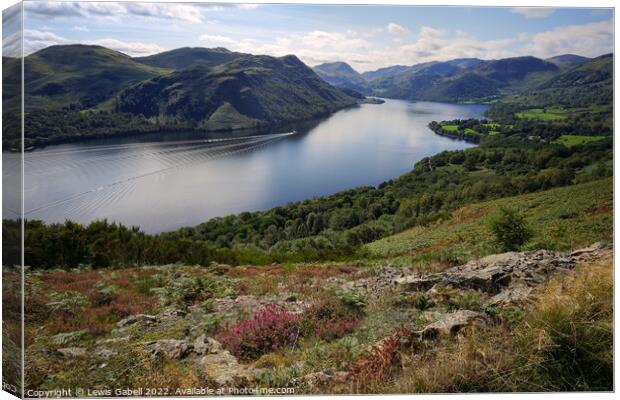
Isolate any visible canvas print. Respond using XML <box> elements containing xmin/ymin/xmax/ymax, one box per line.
<box><xmin>1</xmin><ymin>1</ymin><xmax>614</xmax><ymax>397</ymax></box>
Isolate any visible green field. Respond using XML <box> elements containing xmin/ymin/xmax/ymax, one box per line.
<box><xmin>365</xmin><ymin>178</ymin><xmax>612</xmax><ymax>265</ymax></box>
<box><xmin>441</xmin><ymin>124</ymin><xmax>459</xmax><ymax>132</ymax></box>
<box><xmin>515</xmin><ymin>108</ymin><xmax>567</xmax><ymax>120</ymax></box>
<box><xmin>553</xmin><ymin>135</ymin><xmax>608</xmax><ymax>147</ymax></box>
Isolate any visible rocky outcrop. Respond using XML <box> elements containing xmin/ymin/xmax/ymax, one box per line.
<box><xmin>145</xmin><ymin>339</ymin><xmax>191</xmax><ymax>359</ymax></box>
<box><xmin>198</xmin><ymin>349</ymin><xmax>262</xmax><ymax>385</ymax></box>
<box><xmin>116</xmin><ymin>314</ymin><xmax>158</xmax><ymax>329</ymax></box>
<box><xmin>421</xmin><ymin>310</ymin><xmax>486</xmax><ymax>338</ymax></box>
<box><xmin>57</xmin><ymin>347</ymin><xmax>87</xmax><ymax>357</ymax></box>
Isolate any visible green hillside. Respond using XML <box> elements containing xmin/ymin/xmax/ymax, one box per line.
<box><xmin>366</xmin><ymin>178</ymin><xmax>612</xmax><ymax>263</ymax></box>
<box><xmin>3</xmin><ymin>45</ymin><xmax>360</xmax><ymax>148</ymax></box>
<box><xmin>117</xmin><ymin>54</ymin><xmax>358</xmax><ymax>130</ymax></box>
<box><xmin>134</xmin><ymin>47</ymin><xmax>247</xmax><ymax>70</ymax></box>
<box><xmin>313</xmin><ymin>61</ymin><xmax>370</xmax><ymax>93</ymax></box>
<box><xmin>20</xmin><ymin>45</ymin><xmax>170</xmax><ymax>110</ymax></box>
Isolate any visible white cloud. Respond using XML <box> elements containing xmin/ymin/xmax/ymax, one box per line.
<box><xmin>23</xmin><ymin>29</ymin><xmax>69</xmax><ymax>54</ymax></box>
<box><xmin>386</xmin><ymin>23</ymin><xmax>407</xmax><ymax>35</ymax></box>
<box><xmin>511</xmin><ymin>7</ymin><xmax>556</xmax><ymax>19</ymax></box>
<box><xmin>199</xmin><ymin>34</ymin><xmax>238</xmax><ymax>46</ymax></box>
<box><xmin>72</xmin><ymin>26</ymin><xmax>89</xmax><ymax>32</ymax></box>
<box><xmin>24</xmin><ymin>1</ymin><xmax>205</xmax><ymax>23</ymax></box>
<box><xmin>84</xmin><ymin>38</ymin><xmax>165</xmax><ymax>57</ymax></box>
<box><xmin>522</xmin><ymin>20</ymin><xmax>613</xmax><ymax>58</ymax></box>
<box><xmin>22</xmin><ymin>29</ymin><xmax>164</xmax><ymax>57</ymax></box>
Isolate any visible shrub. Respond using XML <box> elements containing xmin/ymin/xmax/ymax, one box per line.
<box><xmin>300</xmin><ymin>296</ymin><xmax>361</xmax><ymax>341</ymax></box>
<box><xmin>217</xmin><ymin>305</ymin><xmax>301</xmax><ymax>360</ymax></box>
<box><xmin>46</xmin><ymin>291</ymin><xmax>89</xmax><ymax>322</ymax></box>
<box><xmin>488</xmin><ymin>206</ymin><xmax>533</xmax><ymax>251</ymax></box>
<box><xmin>337</xmin><ymin>289</ymin><xmax>367</xmax><ymax>311</ymax></box>
<box><xmin>315</xmin><ymin>319</ymin><xmax>357</xmax><ymax>342</ymax></box>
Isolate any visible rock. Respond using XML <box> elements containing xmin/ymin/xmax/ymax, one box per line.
<box><xmin>422</xmin><ymin>310</ymin><xmax>485</xmax><ymax>338</ymax></box>
<box><xmin>97</xmin><ymin>336</ymin><xmax>130</xmax><ymax>345</ymax></box>
<box><xmin>198</xmin><ymin>350</ymin><xmax>261</xmax><ymax>385</ymax></box>
<box><xmin>163</xmin><ymin>309</ymin><xmax>187</xmax><ymax>318</ymax></box>
<box><xmin>95</xmin><ymin>348</ymin><xmax>118</xmax><ymax>359</ymax></box>
<box><xmin>285</xmin><ymin>295</ymin><xmax>297</xmax><ymax>302</ymax></box>
<box><xmin>303</xmin><ymin>371</ymin><xmax>334</xmax><ymax>390</ymax></box>
<box><xmin>193</xmin><ymin>335</ymin><xmax>223</xmax><ymax>355</ymax></box>
<box><xmin>116</xmin><ymin>314</ymin><xmax>157</xmax><ymax>328</ymax></box>
<box><xmin>396</xmin><ymin>275</ymin><xmax>441</xmax><ymax>292</ymax></box>
<box><xmin>145</xmin><ymin>339</ymin><xmax>191</xmax><ymax>359</ymax></box>
<box><xmin>58</xmin><ymin>347</ymin><xmax>87</xmax><ymax>357</ymax></box>
<box><xmin>489</xmin><ymin>286</ymin><xmax>533</xmax><ymax>306</ymax></box>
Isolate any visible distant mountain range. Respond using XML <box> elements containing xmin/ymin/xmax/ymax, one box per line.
<box><xmin>312</xmin><ymin>53</ymin><xmax>611</xmax><ymax>103</ymax></box>
<box><xmin>1</xmin><ymin>44</ymin><xmax>613</xmax><ymax>148</ymax></box>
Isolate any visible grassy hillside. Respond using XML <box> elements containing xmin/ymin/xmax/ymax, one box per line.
<box><xmin>20</xmin><ymin>45</ymin><xmax>170</xmax><ymax>110</ymax></box>
<box><xmin>3</xmin><ymin>45</ymin><xmax>360</xmax><ymax>148</ymax></box>
<box><xmin>134</xmin><ymin>47</ymin><xmax>247</xmax><ymax>70</ymax></box>
<box><xmin>117</xmin><ymin>54</ymin><xmax>358</xmax><ymax>130</ymax></box>
<box><xmin>366</xmin><ymin>178</ymin><xmax>612</xmax><ymax>264</ymax></box>
<box><xmin>313</xmin><ymin>62</ymin><xmax>369</xmax><ymax>93</ymax></box>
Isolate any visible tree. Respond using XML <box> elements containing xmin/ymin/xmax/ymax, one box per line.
<box><xmin>488</xmin><ymin>206</ymin><xmax>533</xmax><ymax>251</ymax></box>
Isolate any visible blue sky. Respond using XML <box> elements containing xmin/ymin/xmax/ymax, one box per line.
<box><xmin>9</xmin><ymin>2</ymin><xmax>615</xmax><ymax>71</ymax></box>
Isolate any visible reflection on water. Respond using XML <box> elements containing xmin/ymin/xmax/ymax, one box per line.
<box><xmin>12</xmin><ymin>100</ymin><xmax>487</xmax><ymax>233</ymax></box>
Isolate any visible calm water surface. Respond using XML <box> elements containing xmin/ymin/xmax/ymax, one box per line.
<box><xmin>6</xmin><ymin>100</ymin><xmax>487</xmax><ymax>233</ymax></box>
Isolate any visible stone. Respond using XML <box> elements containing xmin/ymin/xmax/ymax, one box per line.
<box><xmin>95</xmin><ymin>348</ymin><xmax>118</xmax><ymax>359</ymax></box>
<box><xmin>97</xmin><ymin>336</ymin><xmax>130</xmax><ymax>345</ymax></box>
<box><xmin>422</xmin><ymin>310</ymin><xmax>485</xmax><ymax>338</ymax></box>
<box><xmin>198</xmin><ymin>350</ymin><xmax>261</xmax><ymax>385</ymax></box>
<box><xmin>193</xmin><ymin>335</ymin><xmax>223</xmax><ymax>355</ymax></box>
<box><xmin>489</xmin><ymin>286</ymin><xmax>533</xmax><ymax>306</ymax></box>
<box><xmin>145</xmin><ymin>339</ymin><xmax>191</xmax><ymax>359</ymax></box>
<box><xmin>58</xmin><ymin>347</ymin><xmax>87</xmax><ymax>357</ymax></box>
<box><xmin>116</xmin><ymin>314</ymin><xmax>157</xmax><ymax>328</ymax></box>
<box><xmin>303</xmin><ymin>371</ymin><xmax>333</xmax><ymax>390</ymax></box>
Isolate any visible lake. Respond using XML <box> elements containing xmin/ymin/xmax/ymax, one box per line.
<box><xmin>6</xmin><ymin>100</ymin><xmax>487</xmax><ymax>233</ymax></box>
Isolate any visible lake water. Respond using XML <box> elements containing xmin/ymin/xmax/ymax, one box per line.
<box><xmin>6</xmin><ymin>100</ymin><xmax>487</xmax><ymax>233</ymax></box>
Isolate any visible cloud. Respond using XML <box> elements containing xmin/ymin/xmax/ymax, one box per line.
<box><xmin>24</xmin><ymin>2</ymin><xmax>261</xmax><ymax>23</ymax></box>
<box><xmin>511</xmin><ymin>7</ymin><xmax>556</xmax><ymax>19</ymax></box>
<box><xmin>22</xmin><ymin>29</ymin><xmax>164</xmax><ymax>57</ymax></box>
<box><xmin>386</xmin><ymin>23</ymin><xmax>407</xmax><ymax>35</ymax></box>
<box><xmin>24</xmin><ymin>1</ymin><xmax>205</xmax><ymax>23</ymax></box>
<box><xmin>84</xmin><ymin>38</ymin><xmax>165</xmax><ymax>56</ymax></box>
<box><xmin>199</xmin><ymin>34</ymin><xmax>238</xmax><ymax>46</ymax></box>
<box><xmin>72</xmin><ymin>26</ymin><xmax>89</xmax><ymax>32</ymax></box>
<box><xmin>522</xmin><ymin>20</ymin><xmax>613</xmax><ymax>58</ymax></box>
<box><xmin>23</xmin><ymin>29</ymin><xmax>69</xmax><ymax>54</ymax></box>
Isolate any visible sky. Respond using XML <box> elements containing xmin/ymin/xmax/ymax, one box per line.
<box><xmin>3</xmin><ymin>1</ymin><xmax>615</xmax><ymax>72</ymax></box>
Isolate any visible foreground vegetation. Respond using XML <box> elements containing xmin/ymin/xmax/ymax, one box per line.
<box><xmin>12</xmin><ymin>178</ymin><xmax>612</xmax><ymax>393</ymax></box>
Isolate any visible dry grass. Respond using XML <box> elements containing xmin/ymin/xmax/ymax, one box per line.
<box><xmin>379</xmin><ymin>253</ymin><xmax>613</xmax><ymax>393</ymax></box>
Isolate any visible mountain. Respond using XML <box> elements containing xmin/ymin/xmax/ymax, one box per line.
<box><xmin>367</xmin><ymin>56</ymin><xmax>563</xmax><ymax>102</ymax></box>
<box><xmin>520</xmin><ymin>53</ymin><xmax>613</xmax><ymax>107</ymax></box>
<box><xmin>134</xmin><ymin>47</ymin><xmax>247</xmax><ymax>70</ymax></box>
<box><xmin>17</xmin><ymin>45</ymin><xmax>170</xmax><ymax>110</ymax></box>
<box><xmin>312</xmin><ymin>61</ymin><xmax>369</xmax><ymax>93</ymax></box>
<box><xmin>473</xmin><ymin>56</ymin><xmax>559</xmax><ymax>82</ymax></box>
<box><xmin>546</xmin><ymin>54</ymin><xmax>591</xmax><ymax>69</ymax></box>
<box><xmin>360</xmin><ymin>65</ymin><xmax>411</xmax><ymax>81</ymax></box>
<box><xmin>445</xmin><ymin>58</ymin><xmax>484</xmax><ymax>69</ymax></box>
<box><xmin>117</xmin><ymin>54</ymin><xmax>359</xmax><ymax>130</ymax></box>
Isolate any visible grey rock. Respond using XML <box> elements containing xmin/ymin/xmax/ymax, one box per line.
<box><xmin>198</xmin><ymin>348</ymin><xmax>262</xmax><ymax>385</ymax></box>
<box><xmin>422</xmin><ymin>310</ymin><xmax>485</xmax><ymax>338</ymax></box>
<box><xmin>58</xmin><ymin>347</ymin><xmax>87</xmax><ymax>357</ymax></box>
<box><xmin>145</xmin><ymin>339</ymin><xmax>191</xmax><ymax>359</ymax></box>
<box><xmin>116</xmin><ymin>314</ymin><xmax>157</xmax><ymax>328</ymax></box>
<box><xmin>193</xmin><ymin>334</ymin><xmax>223</xmax><ymax>355</ymax></box>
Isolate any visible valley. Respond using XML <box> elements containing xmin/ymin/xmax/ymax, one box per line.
<box><xmin>2</xmin><ymin>38</ymin><xmax>614</xmax><ymax>395</ymax></box>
